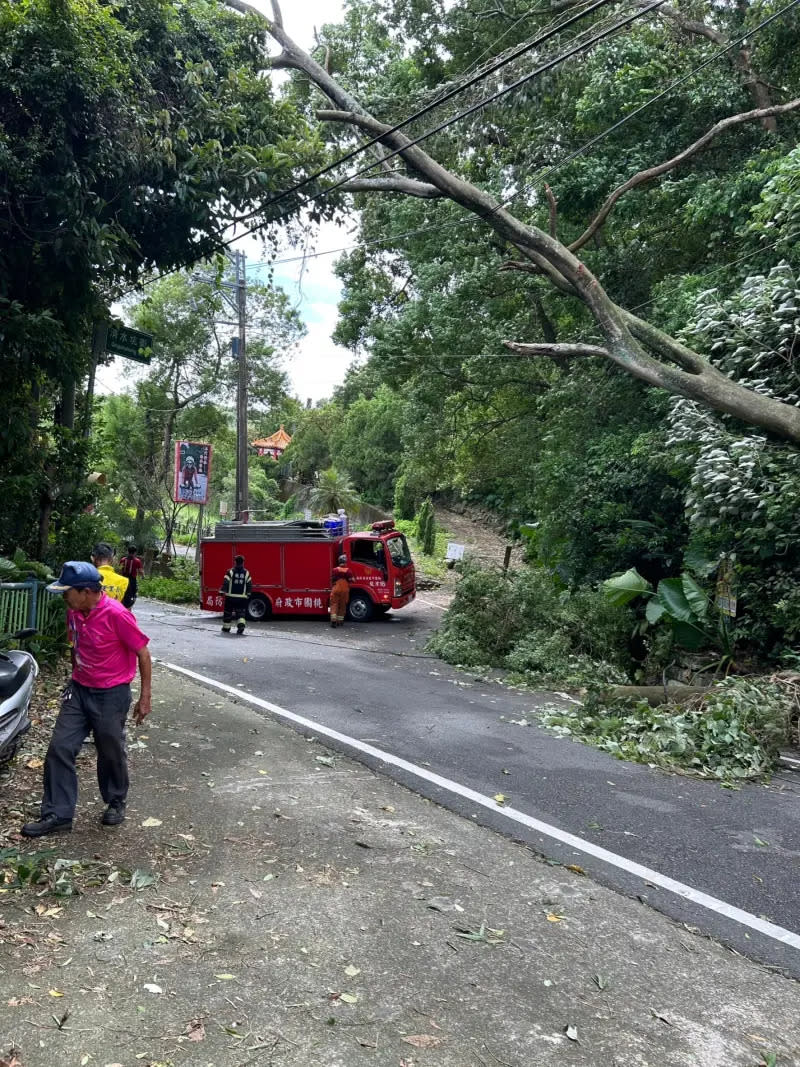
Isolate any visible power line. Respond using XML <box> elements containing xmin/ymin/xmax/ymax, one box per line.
<box><xmin>628</xmin><ymin>227</ymin><xmax>800</xmax><ymax>314</ymax></box>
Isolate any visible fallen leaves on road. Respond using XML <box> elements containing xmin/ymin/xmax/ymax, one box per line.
<box><xmin>453</xmin><ymin>923</ymin><xmax>505</xmax><ymax>945</ymax></box>
<box><xmin>183</xmin><ymin>1018</ymin><xmax>206</xmax><ymax>1042</ymax></box>
<box><xmin>141</xmin><ymin>817</ymin><xmax>163</xmax><ymax>827</ymax></box>
<box><xmin>403</xmin><ymin>1035</ymin><xmax>442</xmax><ymax>1049</ymax></box>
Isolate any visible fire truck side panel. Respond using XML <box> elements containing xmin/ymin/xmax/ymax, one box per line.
<box><xmin>283</xmin><ymin>541</ymin><xmax>337</xmax><ymax>597</ymax></box>
<box><xmin>200</xmin><ymin>541</ymin><xmax>235</xmax><ymax>611</ymax></box>
<box><xmin>248</xmin><ymin>542</ymin><xmax>283</xmax><ymax>592</ymax></box>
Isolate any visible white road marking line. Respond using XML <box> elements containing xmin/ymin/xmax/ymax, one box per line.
<box><xmin>161</xmin><ymin>660</ymin><xmax>800</xmax><ymax>953</ymax></box>
<box><xmin>414</xmin><ymin>596</ymin><xmax>447</xmax><ymax>611</ymax></box>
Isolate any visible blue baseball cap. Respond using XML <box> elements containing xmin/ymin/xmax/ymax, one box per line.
<box><xmin>47</xmin><ymin>561</ymin><xmax>103</xmax><ymax>592</ymax></box>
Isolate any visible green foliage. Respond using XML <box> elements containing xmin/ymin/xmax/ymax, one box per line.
<box><xmin>428</xmin><ymin>562</ymin><xmax>633</xmax><ymax>686</ymax></box>
<box><xmin>1</xmin><ymin>0</ymin><xmax>322</xmax><ymax>558</ymax></box>
<box><xmin>282</xmin><ymin>406</ymin><xmax>336</xmax><ymax>485</ymax></box>
<box><xmin>94</xmin><ymin>266</ymin><xmax>300</xmax><ymax>548</ymax></box>
<box><xmin>327</xmin><ymin>386</ymin><xmax>405</xmax><ymax>508</ymax></box>
<box><xmin>667</xmin><ymin>264</ymin><xmax>800</xmax><ymax>656</ymax></box>
<box><xmin>416</xmin><ymin>498</ymin><xmax>433</xmax><ymax>542</ymax></box>
<box><xmin>604</xmin><ymin>566</ymin><xmax>732</xmax><ymax>659</ymax></box>
<box><xmin>308</xmin><ymin>468</ymin><xmax>361</xmax><ymax>515</ymax></box>
<box><xmin>393</xmin><ymin>473</ymin><xmax>417</xmax><ymax>521</ymax></box>
<box><xmin>0</xmin><ymin>550</ymin><xmax>53</xmax><ymax>583</ymax></box>
<box><xmin>541</xmin><ymin>677</ymin><xmax>794</xmax><ymax>782</ymax></box>
<box><xmin>138</xmin><ymin>575</ymin><xmax>199</xmax><ymax>604</ymax></box>
<box><xmin>309</xmin><ymin>0</ymin><xmax>800</xmax><ymax>675</ymax></box>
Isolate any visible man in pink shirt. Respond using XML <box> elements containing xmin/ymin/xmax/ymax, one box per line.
<box><xmin>21</xmin><ymin>561</ymin><xmax>152</xmax><ymax>838</ymax></box>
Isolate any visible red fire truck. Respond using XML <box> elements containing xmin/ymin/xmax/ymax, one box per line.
<box><xmin>199</xmin><ymin>519</ymin><xmax>416</xmax><ymax>622</ymax></box>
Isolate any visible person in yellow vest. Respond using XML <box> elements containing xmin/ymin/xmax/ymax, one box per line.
<box><xmin>91</xmin><ymin>543</ymin><xmax>129</xmax><ymax>604</ymax></box>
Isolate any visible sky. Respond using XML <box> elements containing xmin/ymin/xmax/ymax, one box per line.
<box><xmin>98</xmin><ymin>0</ymin><xmax>354</xmax><ymax>407</ymax></box>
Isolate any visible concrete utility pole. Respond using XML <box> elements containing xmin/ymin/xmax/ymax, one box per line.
<box><xmin>234</xmin><ymin>249</ymin><xmax>249</xmax><ymax>523</ymax></box>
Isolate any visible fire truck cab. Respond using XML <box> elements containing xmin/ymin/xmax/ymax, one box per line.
<box><xmin>199</xmin><ymin>519</ymin><xmax>416</xmax><ymax>623</ymax></box>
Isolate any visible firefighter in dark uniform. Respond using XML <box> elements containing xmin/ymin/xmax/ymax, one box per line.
<box><xmin>221</xmin><ymin>555</ymin><xmax>252</xmax><ymax>635</ymax></box>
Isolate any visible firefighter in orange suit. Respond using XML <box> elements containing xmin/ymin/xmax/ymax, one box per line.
<box><xmin>329</xmin><ymin>554</ymin><xmax>353</xmax><ymax>628</ymax></box>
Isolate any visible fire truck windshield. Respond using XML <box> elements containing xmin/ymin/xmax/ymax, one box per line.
<box><xmin>386</xmin><ymin>534</ymin><xmax>412</xmax><ymax>567</ymax></box>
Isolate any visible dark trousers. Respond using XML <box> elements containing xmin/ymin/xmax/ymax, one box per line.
<box><xmin>122</xmin><ymin>577</ymin><xmax>137</xmax><ymax>610</ymax></box>
<box><xmin>42</xmin><ymin>681</ymin><xmax>131</xmax><ymax>820</ymax></box>
<box><xmin>222</xmin><ymin>596</ymin><xmax>247</xmax><ymax>632</ymax></box>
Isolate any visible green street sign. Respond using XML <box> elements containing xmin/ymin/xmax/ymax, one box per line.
<box><xmin>105</xmin><ymin>324</ymin><xmax>153</xmax><ymax>364</ymax></box>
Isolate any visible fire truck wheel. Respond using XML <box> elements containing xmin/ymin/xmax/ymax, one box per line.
<box><xmin>245</xmin><ymin>595</ymin><xmax>271</xmax><ymax>622</ymax></box>
<box><xmin>347</xmin><ymin>592</ymin><xmax>374</xmax><ymax>623</ymax></box>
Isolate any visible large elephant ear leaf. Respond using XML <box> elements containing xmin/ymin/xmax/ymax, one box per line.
<box><xmin>681</xmin><ymin>573</ymin><xmax>709</xmax><ymax>621</ymax></box>
<box><xmin>603</xmin><ymin>568</ymin><xmax>653</xmax><ymax>606</ymax></box>
<box><xmin>669</xmin><ymin>618</ymin><xmax>709</xmax><ymax>650</ymax></box>
<box><xmin>655</xmin><ymin>578</ymin><xmax>693</xmax><ymax>621</ymax></box>
<box><xmin>645</xmin><ymin>598</ymin><xmax>666</xmax><ymax>624</ymax></box>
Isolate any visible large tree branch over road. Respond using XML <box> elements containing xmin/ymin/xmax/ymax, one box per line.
<box><xmin>221</xmin><ymin>0</ymin><xmax>800</xmax><ymax>443</ymax></box>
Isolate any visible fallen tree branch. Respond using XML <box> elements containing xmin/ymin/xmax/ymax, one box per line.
<box><xmin>503</xmin><ymin>340</ymin><xmax>610</xmax><ymax>358</ymax></box>
<box><xmin>335</xmin><ymin>176</ymin><xmax>444</xmax><ymax>198</ymax></box>
<box><xmin>602</xmin><ymin>684</ymin><xmax>710</xmax><ymax>706</ymax></box>
<box><xmin>220</xmin><ymin>0</ymin><xmax>800</xmax><ymax>443</ymax></box>
<box><xmin>570</xmin><ymin>98</ymin><xmax>800</xmax><ymax>252</ymax></box>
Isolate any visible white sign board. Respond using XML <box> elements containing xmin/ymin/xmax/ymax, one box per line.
<box><xmin>445</xmin><ymin>542</ymin><xmax>465</xmax><ymax>561</ymax></box>
<box><xmin>219</xmin><ymin>500</ymin><xmax>228</xmax><ymax>516</ymax></box>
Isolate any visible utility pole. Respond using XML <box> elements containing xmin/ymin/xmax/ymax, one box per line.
<box><xmin>235</xmin><ymin>249</ymin><xmax>249</xmax><ymax>523</ymax></box>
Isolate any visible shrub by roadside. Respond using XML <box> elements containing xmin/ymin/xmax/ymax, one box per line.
<box><xmin>427</xmin><ymin>561</ymin><xmax>633</xmax><ymax>686</ymax></box>
<box><xmin>539</xmin><ymin>676</ymin><xmax>797</xmax><ymax>782</ymax></box>
<box><xmin>138</xmin><ymin>576</ymin><xmax>199</xmax><ymax>604</ymax></box>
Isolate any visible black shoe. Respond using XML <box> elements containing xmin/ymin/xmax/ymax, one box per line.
<box><xmin>236</xmin><ymin>627</ymin><xmax>245</xmax><ymax>635</ymax></box>
<box><xmin>102</xmin><ymin>802</ymin><xmax>126</xmax><ymax>827</ymax></box>
<box><xmin>21</xmin><ymin>814</ymin><xmax>73</xmax><ymax>838</ymax></box>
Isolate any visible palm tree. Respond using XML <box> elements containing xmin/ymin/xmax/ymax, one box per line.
<box><xmin>308</xmin><ymin>467</ymin><xmax>361</xmax><ymax>515</ymax></box>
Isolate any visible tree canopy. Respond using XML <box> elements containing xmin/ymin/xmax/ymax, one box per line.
<box><xmin>0</xmin><ymin>0</ymin><xmax>323</xmax><ymax>557</ymax></box>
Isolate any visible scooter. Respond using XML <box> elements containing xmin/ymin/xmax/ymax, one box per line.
<box><xmin>0</xmin><ymin>628</ymin><xmax>39</xmax><ymax>765</ymax></box>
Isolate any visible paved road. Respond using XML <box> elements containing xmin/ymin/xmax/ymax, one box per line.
<box><xmin>136</xmin><ymin>597</ymin><xmax>800</xmax><ymax>976</ymax></box>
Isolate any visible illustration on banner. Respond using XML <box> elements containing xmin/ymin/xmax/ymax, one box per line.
<box><xmin>174</xmin><ymin>441</ymin><xmax>212</xmax><ymax>504</ymax></box>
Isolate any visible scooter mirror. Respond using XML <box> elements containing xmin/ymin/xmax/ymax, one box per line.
<box><xmin>13</xmin><ymin>628</ymin><xmax>37</xmax><ymax>641</ymax></box>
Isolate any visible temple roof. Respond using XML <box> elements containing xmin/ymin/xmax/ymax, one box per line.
<box><xmin>252</xmin><ymin>424</ymin><xmax>292</xmax><ymax>450</ymax></box>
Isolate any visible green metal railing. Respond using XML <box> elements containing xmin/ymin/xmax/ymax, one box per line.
<box><xmin>0</xmin><ymin>580</ymin><xmax>63</xmax><ymax>635</ymax></box>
